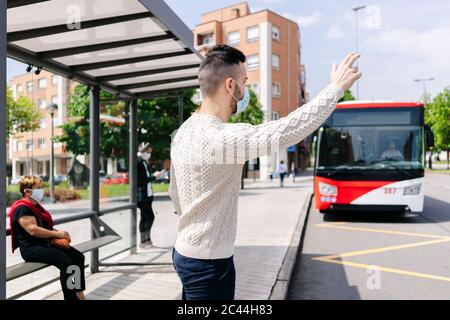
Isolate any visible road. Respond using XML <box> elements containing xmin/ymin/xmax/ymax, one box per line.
<box><xmin>287</xmin><ymin>172</ymin><xmax>450</xmax><ymax>300</ymax></box>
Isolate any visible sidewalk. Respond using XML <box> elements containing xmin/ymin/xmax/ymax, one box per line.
<box><xmin>40</xmin><ymin>175</ymin><xmax>313</xmax><ymax>300</ymax></box>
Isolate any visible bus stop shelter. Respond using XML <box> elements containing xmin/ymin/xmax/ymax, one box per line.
<box><xmin>0</xmin><ymin>0</ymin><xmax>203</xmax><ymax>299</ymax></box>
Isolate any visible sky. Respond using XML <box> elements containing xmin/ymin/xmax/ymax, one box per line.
<box><xmin>7</xmin><ymin>0</ymin><xmax>450</xmax><ymax>102</ymax></box>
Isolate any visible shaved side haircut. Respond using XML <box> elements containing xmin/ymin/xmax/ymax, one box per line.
<box><xmin>198</xmin><ymin>44</ymin><xmax>246</xmax><ymax>97</ymax></box>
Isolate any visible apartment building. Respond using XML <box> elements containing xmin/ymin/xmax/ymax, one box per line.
<box><xmin>194</xmin><ymin>2</ymin><xmax>308</xmax><ymax>179</ymax></box>
<box><xmin>8</xmin><ymin>69</ymin><xmax>74</xmax><ymax>182</ymax></box>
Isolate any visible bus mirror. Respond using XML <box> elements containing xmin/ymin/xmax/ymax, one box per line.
<box><xmin>425</xmin><ymin>125</ymin><xmax>435</xmax><ymax>149</ymax></box>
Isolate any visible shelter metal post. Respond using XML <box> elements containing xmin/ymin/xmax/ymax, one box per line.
<box><xmin>0</xmin><ymin>0</ymin><xmax>7</xmax><ymax>300</ymax></box>
<box><xmin>129</xmin><ymin>100</ymin><xmax>138</xmax><ymax>254</ymax></box>
<box><xmin>89</xmin><ymin>85</ymin><xmax>100</xmax><ymax>273</ymax></box>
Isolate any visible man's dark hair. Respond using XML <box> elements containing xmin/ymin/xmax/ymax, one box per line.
<box><xmin>198</xmin><ymin>44</ymin><xmax>246</xmax><ymax>97</ymax></box>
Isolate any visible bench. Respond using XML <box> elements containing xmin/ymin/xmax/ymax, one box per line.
<box><xmin>6</xmin><ymin>215</ymin><xmax>121</xmax><ymax>282</ymax></box>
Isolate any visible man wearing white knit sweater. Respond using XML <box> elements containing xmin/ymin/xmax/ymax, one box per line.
<box><xmin>169</xmin><ymin>45</ymin><xmax>361</xmax><ymax>300</ymax></box>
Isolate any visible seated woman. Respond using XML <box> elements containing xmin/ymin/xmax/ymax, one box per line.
<box><xmin>8</xmin><ymin>176</ymin><xmax>86</xmax><ymax>300</ymax></box>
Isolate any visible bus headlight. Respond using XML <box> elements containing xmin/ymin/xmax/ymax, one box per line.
<box><xmin>404</xmin><ymin>183</ymin><xmax>422</xmax><ymax>196</ymax></box>
<box><xmin>319</xmin><ymin>182</ymin><xmax>337</xmax><ymax>196</ymax></box>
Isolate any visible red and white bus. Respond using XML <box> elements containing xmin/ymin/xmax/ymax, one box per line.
<box><xmin>314</xmin><ymin>101</ymin><xmax>434</xmax><ymax>214</ymax></box>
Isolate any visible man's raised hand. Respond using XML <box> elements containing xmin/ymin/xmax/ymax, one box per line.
<box><xmin>330</xmin><ymin>52</ymin><xmax>362</xmax><ymax>92</ymax></box>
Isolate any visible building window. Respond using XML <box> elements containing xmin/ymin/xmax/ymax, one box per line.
<box><xmin>26</xmin><ymin>139</ymin><xmax>34</xmax><ymax>151</ymax></box>
<box><xmin>39</xmin><ymin>118</ymin><xmax>46</xmax><ymax>129</ymax></box>
<box><xmin>16</xmin><ymin>84</ymin><xmax>23</xmax><ymax>93</ymax></box>
<box><xmin>272</xmin><ymin>54</ymin><xmax>280</xmax><ymax>70</ymax></box>
<box><xmin>247</xmin><ymin>55</ymin><xmax>259</xmax><ymax>70</ymax></box>
<box><xmin>272</xmin><ymin>82</ymin><xmax>281</xmax><ymax>98</ymax></box>
<box><xmin>52</xmin><ymin>75</ymin><xmax>59</xmax><ymax>86</ymax></box>
<box><xmin>37</xmin><ymin>161</ymin><xmax>44</xmax><ymax>174</ymax></box>
<box><xmin>227</xmin><ymin>31</ymin><xmax>240</xmax><ymax>46</ymax></box>
<box><xmin>247</xmin><ymin>25</ymin><xmax>259</xmax><ymax>43</ymax></box>
<box><xmin>38</xmin><ymin>99</ymin><xmax>46</xmax><ymax>110</ymax></box>
<box><xmin>53</xmin><ymin>117</ymin><xmax>59</xmax><ymax>126</ymax></box>
<box><xmin>198</xmin><ymin>33</ymin><xmax>214</xmax><ymax>46</ymax></box>
<box><xmin>38</xmin><ymin>78</ymin><xmax>47</xmax><ymax>89</ymax></box>
<box><xmin>27</xmin><ymin>81</ymin><xmax>33</xmax><ymax>93</ymax></box>
<box><xmin>251</xmin><ymin>83</ymin><xmax>259</xmax><ymax>96</ymax></box>
<box><xmin>272</xmin><ymin>25</ymin><xmax>280</xmax><ymax>41</ymax></box>
<box><xmin>39</xmin><ymin>138</ymin><xmax>46</xmax><ymax>149</ymax></box>
<box><xmin>52</xmin><ymin>95</ymin><xmax>58</xmax><ymax>105</ymax></box>
<box><xmin>272</xmin><ymin>111</ymin><xmax>280</xmax><ymax>120</ymax></box>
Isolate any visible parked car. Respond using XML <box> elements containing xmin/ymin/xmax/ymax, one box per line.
<box><xmin>102</xmin><ymin>173</ymin><xmax>129</xmax><ymax>185</ymax></box>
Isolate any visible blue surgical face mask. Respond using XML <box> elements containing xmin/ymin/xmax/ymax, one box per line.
<box><xmin>28</xmin><ymin>188</ymin><xmax>44</xmax><ymax>202</ymax></box>
<box><xmin>230</xmin><ymin>80</ymin><xmax>250</xmax><ymax>114</ymax></box>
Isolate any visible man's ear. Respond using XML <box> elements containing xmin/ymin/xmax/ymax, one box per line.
<box><xmin>224</xmin><ymin>77</ymin><xmax>234</xmax><ymax>93</ymax></box>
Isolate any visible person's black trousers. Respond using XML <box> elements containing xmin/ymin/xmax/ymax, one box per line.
<box><xmin>20</xmin><ymin>245</ymin><xmax>86</xmax><ymax>300</ymax></box>
<box><xmin>172</xmin><ymin>248</ymin><xmax>236</xmax><ymax>300</ymax></box>
<box><xmin>138</xmin><ymin>195</ymin><xmax>155</xmax><ymax>243</ymax></box>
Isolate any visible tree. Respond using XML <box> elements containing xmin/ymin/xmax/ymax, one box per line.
<box><xmin>425</xmin><ymin>87</ymin><xmax>450</xmax><ymax>152</ymax></box>
<box><xmin>6</xmin><ymin>85</ymin><xmax>40</xmax><ymax>137</ymax></box>
<box><xmin>57</xmin><ymin>84</ymin><xmax>198</xmax><ymax>163</ymax></box>
<box><xmin>338</xmin><ymin>89</ymin><xmax>355</xmax><ymax>103</ymax></box>
<box><xmin>228</xmin><ymin>86</ymin><xmax>264</xmax><ymax>125</ymax></box>
<box><xmin>56</xmin><ymin>85</ymin><xmax>131</xmax><ymax>159</ymax></box>
<box><xmin>137</xmin><ymin>90</ymin><xmax>198</xmax><ymax>161</ymax></box>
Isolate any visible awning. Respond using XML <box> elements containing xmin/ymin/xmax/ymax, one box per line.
<box><xmin>6</xmin><ymin>0</ymin><xmax>203</xmax><ymax>99</ymax></box>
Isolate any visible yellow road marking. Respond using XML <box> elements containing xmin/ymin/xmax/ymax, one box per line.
<box><xmin>316</xmin><ymin>223</ymin><xmax>450</xmax><ymax>239</ymax></box>
<box><xmin>314</xmin><ymin>258</ymin><xmax>450</xmax><ymax>283</ymax></box>
<box><xmin>313</xmin><ymin>238</ymin><xmax>450</xmax><ymax>260</ymax></box>
<box><xmin>312</xmin><ymin>222</ymin><xmax>450</xmax><ymax>284</ymax></box>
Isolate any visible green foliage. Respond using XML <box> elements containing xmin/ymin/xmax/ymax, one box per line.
<box><xmin>55</xmin><ymin>85</ymin><xmax>90</xmax><ymax>155</ymax></box>
<box><xmin>137</xmin><ymin>91</ymin><xmax>198</xmax><ymax>160</ymax></box>
<box><xmin>228</xmin><ymin>86</ymin><xmax>264</xmax><ymax>125</ymax></box>
<box><xmin>57</xmin><ymin>84</ymin><xmax>198</xmax><ymax>161</ymax></box>
<box><xmin>6</xmin><ymin>85</ymin><xmax>40</xmax><ymax>137</ymax></box>
<box><xmin>338</xmin><ymin>90</ymin><xmax>356</xmax><ymax>103</ymax></box>
<box><xmin>425</xmin><ymin>87</ymin><xmax>450</xmax><ymax>151</ymax></box>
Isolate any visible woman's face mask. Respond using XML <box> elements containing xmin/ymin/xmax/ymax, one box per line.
<box><xmin>28</xmin><ymin>188</ymin><xmax>44</xmax><ymax>202</ymax></box>
<box><xmin>229</xmin><ymin>79</ymin><xmax>250</xmax><ymax>114</ymax></box>
<box><xmin>141</xmin><ymin>152</ymin><xmax>151</xmax><ymax>161</ymax></box>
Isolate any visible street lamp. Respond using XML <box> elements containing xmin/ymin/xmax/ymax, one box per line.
<box><xmin>353</xmin><ymin>5</ymin><xmax>365</xmax><ymax>100</ymax></box>
<box><xmin>414</xmin><ymin>77</ymin><xmax>435</xmax><ymax>102</ymax></box>
<box><xmin>47</xmin><ymin>102</ymin><xmax>58</xmax><ymax>203</ymax></box>
<box><xmin>414</xmin><ymin>78</ymin><xmax>435</xmax><ymax>169</ymax></box>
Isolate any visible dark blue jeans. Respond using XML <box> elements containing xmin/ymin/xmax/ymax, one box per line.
<box><xmin>172</xmin><ymin>248</ymin><xmax>236</xmax><ymax>300</ymax></box>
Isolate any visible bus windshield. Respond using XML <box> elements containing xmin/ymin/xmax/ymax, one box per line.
<box><xmin>317</xmin><ymin>108</ymin><xmax>424</xmax><ymax>171</ymax></box>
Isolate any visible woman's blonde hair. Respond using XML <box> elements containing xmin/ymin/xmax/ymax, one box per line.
<box><xmin>18</xmin><ymin>176</ymin><xmax>43</xmax><ymax>197</ymax></box>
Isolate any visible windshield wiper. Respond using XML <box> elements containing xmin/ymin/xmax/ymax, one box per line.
<box><xmin>369</xmin><ymin>160</ymin><xmax>412</xmax><ymax>178</ymax></box>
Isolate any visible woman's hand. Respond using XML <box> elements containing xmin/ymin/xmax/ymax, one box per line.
<box><xmin>55</xmin><ymin>230</ymin><xmax>71</xmax><ymax>241</ymax></box>
<box><xmin>330</xmin><ymin>52</ymin><xmax>362</xmax><ymax>92</ymax></box>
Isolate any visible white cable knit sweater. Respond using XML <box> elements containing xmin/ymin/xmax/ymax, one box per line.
<box><xmin>169</xmin><ymin>83</ymin><xmax>344</xmax><ymax>259</ymax></box>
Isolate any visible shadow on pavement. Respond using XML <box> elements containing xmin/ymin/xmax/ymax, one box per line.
<box><xmin>287</xmin><ymin>253</ymin><xmax>361</xmax><ymax>300</ymax></box>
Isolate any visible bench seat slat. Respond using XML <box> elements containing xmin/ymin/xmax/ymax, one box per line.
<box><xmin>6</xmin><ymin>235</ymin><xmax>121</xmax><ymax>281</ymax></box>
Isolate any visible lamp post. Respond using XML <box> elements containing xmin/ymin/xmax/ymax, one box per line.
<box><xmin>47</xmin><ymin>103</ymin><xmax>58</xmax><ymax>203</ymax></box>
<box><xmin>353</xmin><ymin>5</ymin><xmax>365</xmax><ymax>100</ymax></box>
<box><xmin>414</xmin><ymin>77</ymin><xmax>435</xmax><ymax>102</ymax></box>
<box><xmin>414</xmin><ymin>78</ymin><xmax>435</xmax><ymax>169</ymax></box>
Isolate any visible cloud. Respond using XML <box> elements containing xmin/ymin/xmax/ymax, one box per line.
<box><xmin>362</xmin><ymin>26</ymin><xmax>450</xmax><ymax>69</ymax></box>
<box><xmin>282</xmin><ymin>11</ymin><xmax>323</xmax><ymax>28</ymax></box>
<box><xmin>327</xmin><ymin>24</ymin><xmax>344</xmax><ymax>39</ymax></box>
